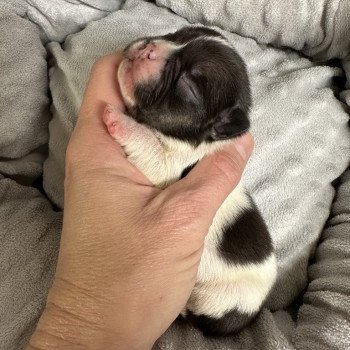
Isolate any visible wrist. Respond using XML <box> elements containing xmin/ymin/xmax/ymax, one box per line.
<box><xmin>27</xmin><ymin>279</ymin><xmax>153</xmax><ymax>350</ymax></box>
<box><xmin>27</xmin><ymin>301</ymin><xmax>97</xmax><ymax>350</ymax></box>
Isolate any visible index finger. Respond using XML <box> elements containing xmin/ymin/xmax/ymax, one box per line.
<box><xmin>79</xmin><ymin>53</ymin><xmax>125</xmax><ymax>125</ymax></box>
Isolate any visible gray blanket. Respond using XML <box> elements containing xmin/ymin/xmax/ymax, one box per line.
<box><xmin>0</xmin><ymin>0</ymin><xmax>349</xmax><ymax>349</ymax></box>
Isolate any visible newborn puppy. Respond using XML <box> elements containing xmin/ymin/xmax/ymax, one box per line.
<box><xmin>104</xmin><ymin>26</ymin><xmax>277</xmax><ymax>336</ymax></box>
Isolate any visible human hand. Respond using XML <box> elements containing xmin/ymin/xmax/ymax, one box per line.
<box><xmin>28</xmin><ymin>53</ymin><xmax>253</xmax><ymax>350</ymax></box>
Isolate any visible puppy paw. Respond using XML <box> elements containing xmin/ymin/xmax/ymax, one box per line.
<box><xmin>102</xmin><ymin>104</ymin><xmax>163</xmax><ymax>156</ymax></box>
<box><xmin>102</xmin><ymin>104</ymin><xmax>141</xmax><ymax>146</ymax></box>
<box><xmin>102</xmin><ymin>105</ymin><xmax>124</xmax><ymax>140</ymax></box>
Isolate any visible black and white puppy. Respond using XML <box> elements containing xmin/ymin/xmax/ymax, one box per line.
<box><xmin>105</xmin><ymin>26</ymin><xmax>277</xmax><ymax>336</ymax></box>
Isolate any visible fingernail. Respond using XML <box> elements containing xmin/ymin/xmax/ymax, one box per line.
<box><xmin>234</xmin><ymin>133</ymin><xmax>254</xmax><ymax>160</ymax></box>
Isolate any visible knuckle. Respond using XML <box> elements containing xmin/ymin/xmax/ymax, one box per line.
<box><xmin>211</xmin><ymin>151</ymin><xmax>243</xmax><ymax>186</ymax></box>
<box><xmin>156</xmin><ymin>191</ymin><xmax>201</xmax><ymax>229</ymax></box>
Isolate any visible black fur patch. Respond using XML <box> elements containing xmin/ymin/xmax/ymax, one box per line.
<box><xmin>206</xmin><ymin>107</ymin><xmax>250</xmax><ymax>141</ymax></box>
<box><xmin>185</xmin><ymin>308</ymin><xmax>257</xmax><ymax>336</ymax></box>
<box><xmin>180</xmin><ymin>162</ymin><xmax>197</xmax><ymax>179</ymax></box>
<box><xmin>128</xmin><ymin>26</ymin><xmax>251</xmax><ymax>145</ymax></box>
<box><xmin>218</xmin><ymin>203</ymin><xmax>273</xmax><ymax>264</ymax></box>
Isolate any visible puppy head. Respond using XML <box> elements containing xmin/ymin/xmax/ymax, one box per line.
<box><xmin>117</xmin><ymin>26</ymin><xmax>251</xmax><ymax>144</ymax></box>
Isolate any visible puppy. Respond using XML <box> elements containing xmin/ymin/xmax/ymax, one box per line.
<box><xmin>104</xmin><ymin>26</ymin><xmax>277</xmax><ymax>336</ymax></box>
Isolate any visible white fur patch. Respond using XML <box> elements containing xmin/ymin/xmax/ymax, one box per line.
<box><xmin>119</xmin><ymin>131</ymin><xmax>277</xmax><ymax>318</ymax></box>
<box><xmin>127</xmin><ymin>39</ymin><xmax>185</xmax><ymax>57</ymax></box>
<box><xmin>152</xmin><ymin>39</ymin><xmax>186</xmax><ymax>52</ymax></box>
<box><xmin>121</xmin><ymin>130</ymin><xmax>231</xmax><ymax>188</ymax></box>
<box><xmin>187</xmin><ymin>183</ymin><xmax>277</xmax><ymax>318</ymax></box>
<box><xmin>188</xmin><ymin>253</ymin><xmax>277</xmax><ymax>317</ymax></box>
<box><xmin>204</xmin><ymin>35</ymin><xmax>232</xmax><ymax>48</ymax></box>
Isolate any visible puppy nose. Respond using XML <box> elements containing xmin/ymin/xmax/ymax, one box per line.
<box><xmin>136</xmin><ymin>41</ymin><xmax>157</xmax><ymax>60</ymax></box>
<box><xmin>126</xmin><ymin>41</ymin><xmax>157</xmax><ymax>61</ymax></box>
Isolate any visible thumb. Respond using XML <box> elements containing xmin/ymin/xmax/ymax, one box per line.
<box><xmin>165</xmin><ymin>133</ymin><xmax>254</xmax><ymax>224</ymax></box>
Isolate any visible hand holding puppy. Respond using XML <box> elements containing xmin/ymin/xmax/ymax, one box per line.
<box><xmin>28</xmin><ymin>54</ymin><xmax>253</xmax><ymax>350</ymax></box>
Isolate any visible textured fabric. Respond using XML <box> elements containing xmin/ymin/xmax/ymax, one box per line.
<box><xmin>26</xmin><ymin>0</ymin><xmax>124</xmax><ymax>42</ymax></box>
<box><xmin>0</xmin><ymin>5</ymin><xmax>62</xmax><ymax>350</ymax></box>
<box><xmin>155</xmin><ymin>0</ymin><xmax>350</xmax><ymax>115</ymax></box>
<box><xmin>0</xmin><ymin>0</ymin><xmax>350</xmax><ymax>349</ymax></box>
<box><xmin>2</xmin><ymin>0</ymin><xmax>124</xmax><ymax>42</ymax></box>
<box><xmin>0</xmin><ymin>177</ymin><xmax>62</xmax><ymax>350</ymax></box>
<box><xmin>155</xmin><ymin>168</ymin><xmax>350</xmax><ymax>350</ymax></box>
<box><xmin>0</xmin><ymin>4</ymin><xmax>48</xmax><ymax>182</ymax></box>
<box><xmin>155</xmin><ymin>0</ymin><xmax>350</xmax><ymax>60</ymax></box>
<box><xmin>293</xmin><ymin>168</ymin><xmax>350</xmax><ymax>350</ymax></box>
<box><xmin>0</xmin><ymin>2</ymin><xmax>115</xmax><ymax>349</ymax></box>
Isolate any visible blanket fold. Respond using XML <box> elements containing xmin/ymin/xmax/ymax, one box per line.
<box><xmin>0</xmin><ymin>8</ymin><xmax>63</xmax><ymax>350</ymax></box>
<box><xmin>0</xmin><ymin>177</ymin><xmax>61</xmax><ymax>350</ymax></box>
<box><xmin>2</xmin><ymin>0</ymin><xmax>124</xmax><ymax>43</ymax></box>
<box><xmin>0</xmin><ymin>5</ymin><xmax>49</xmax><ymax>183</ymax></box>
<box><xmin>0</xmin><ymin>0</ymin><xmax>349</xmax><ymax>349</ymax></box>
<box><xmin>293</xmin><ymin>168</ymin><xmax>350</xmax><ymax>350</ymax></box>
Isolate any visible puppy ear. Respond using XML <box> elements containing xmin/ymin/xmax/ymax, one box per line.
<box><xmin>206</xmin><ymin>106</ymin><xmax>250</xmax><ymax>141</ymax></box>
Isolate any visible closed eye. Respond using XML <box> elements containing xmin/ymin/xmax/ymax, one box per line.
<box><xmin>183</xmin><ymin>77</ymin><xmax>198</xmax><ymax>100</ymax></box>
<box><xmin>177</xmin><ymin>73</ymin><xmax>201</xmax><ymax>103</ymax></box>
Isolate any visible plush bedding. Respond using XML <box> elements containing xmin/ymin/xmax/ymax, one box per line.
<box><xmin>0</xmin><ymin>0</ymin><xmax>349</xmax><ymax>349</ymax></box>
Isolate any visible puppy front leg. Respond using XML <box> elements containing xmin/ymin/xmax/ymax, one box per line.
<box><xmin>102</xmin><ymin>105</ymin><xmax>166</xmax><ymax>186</ymax></box>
